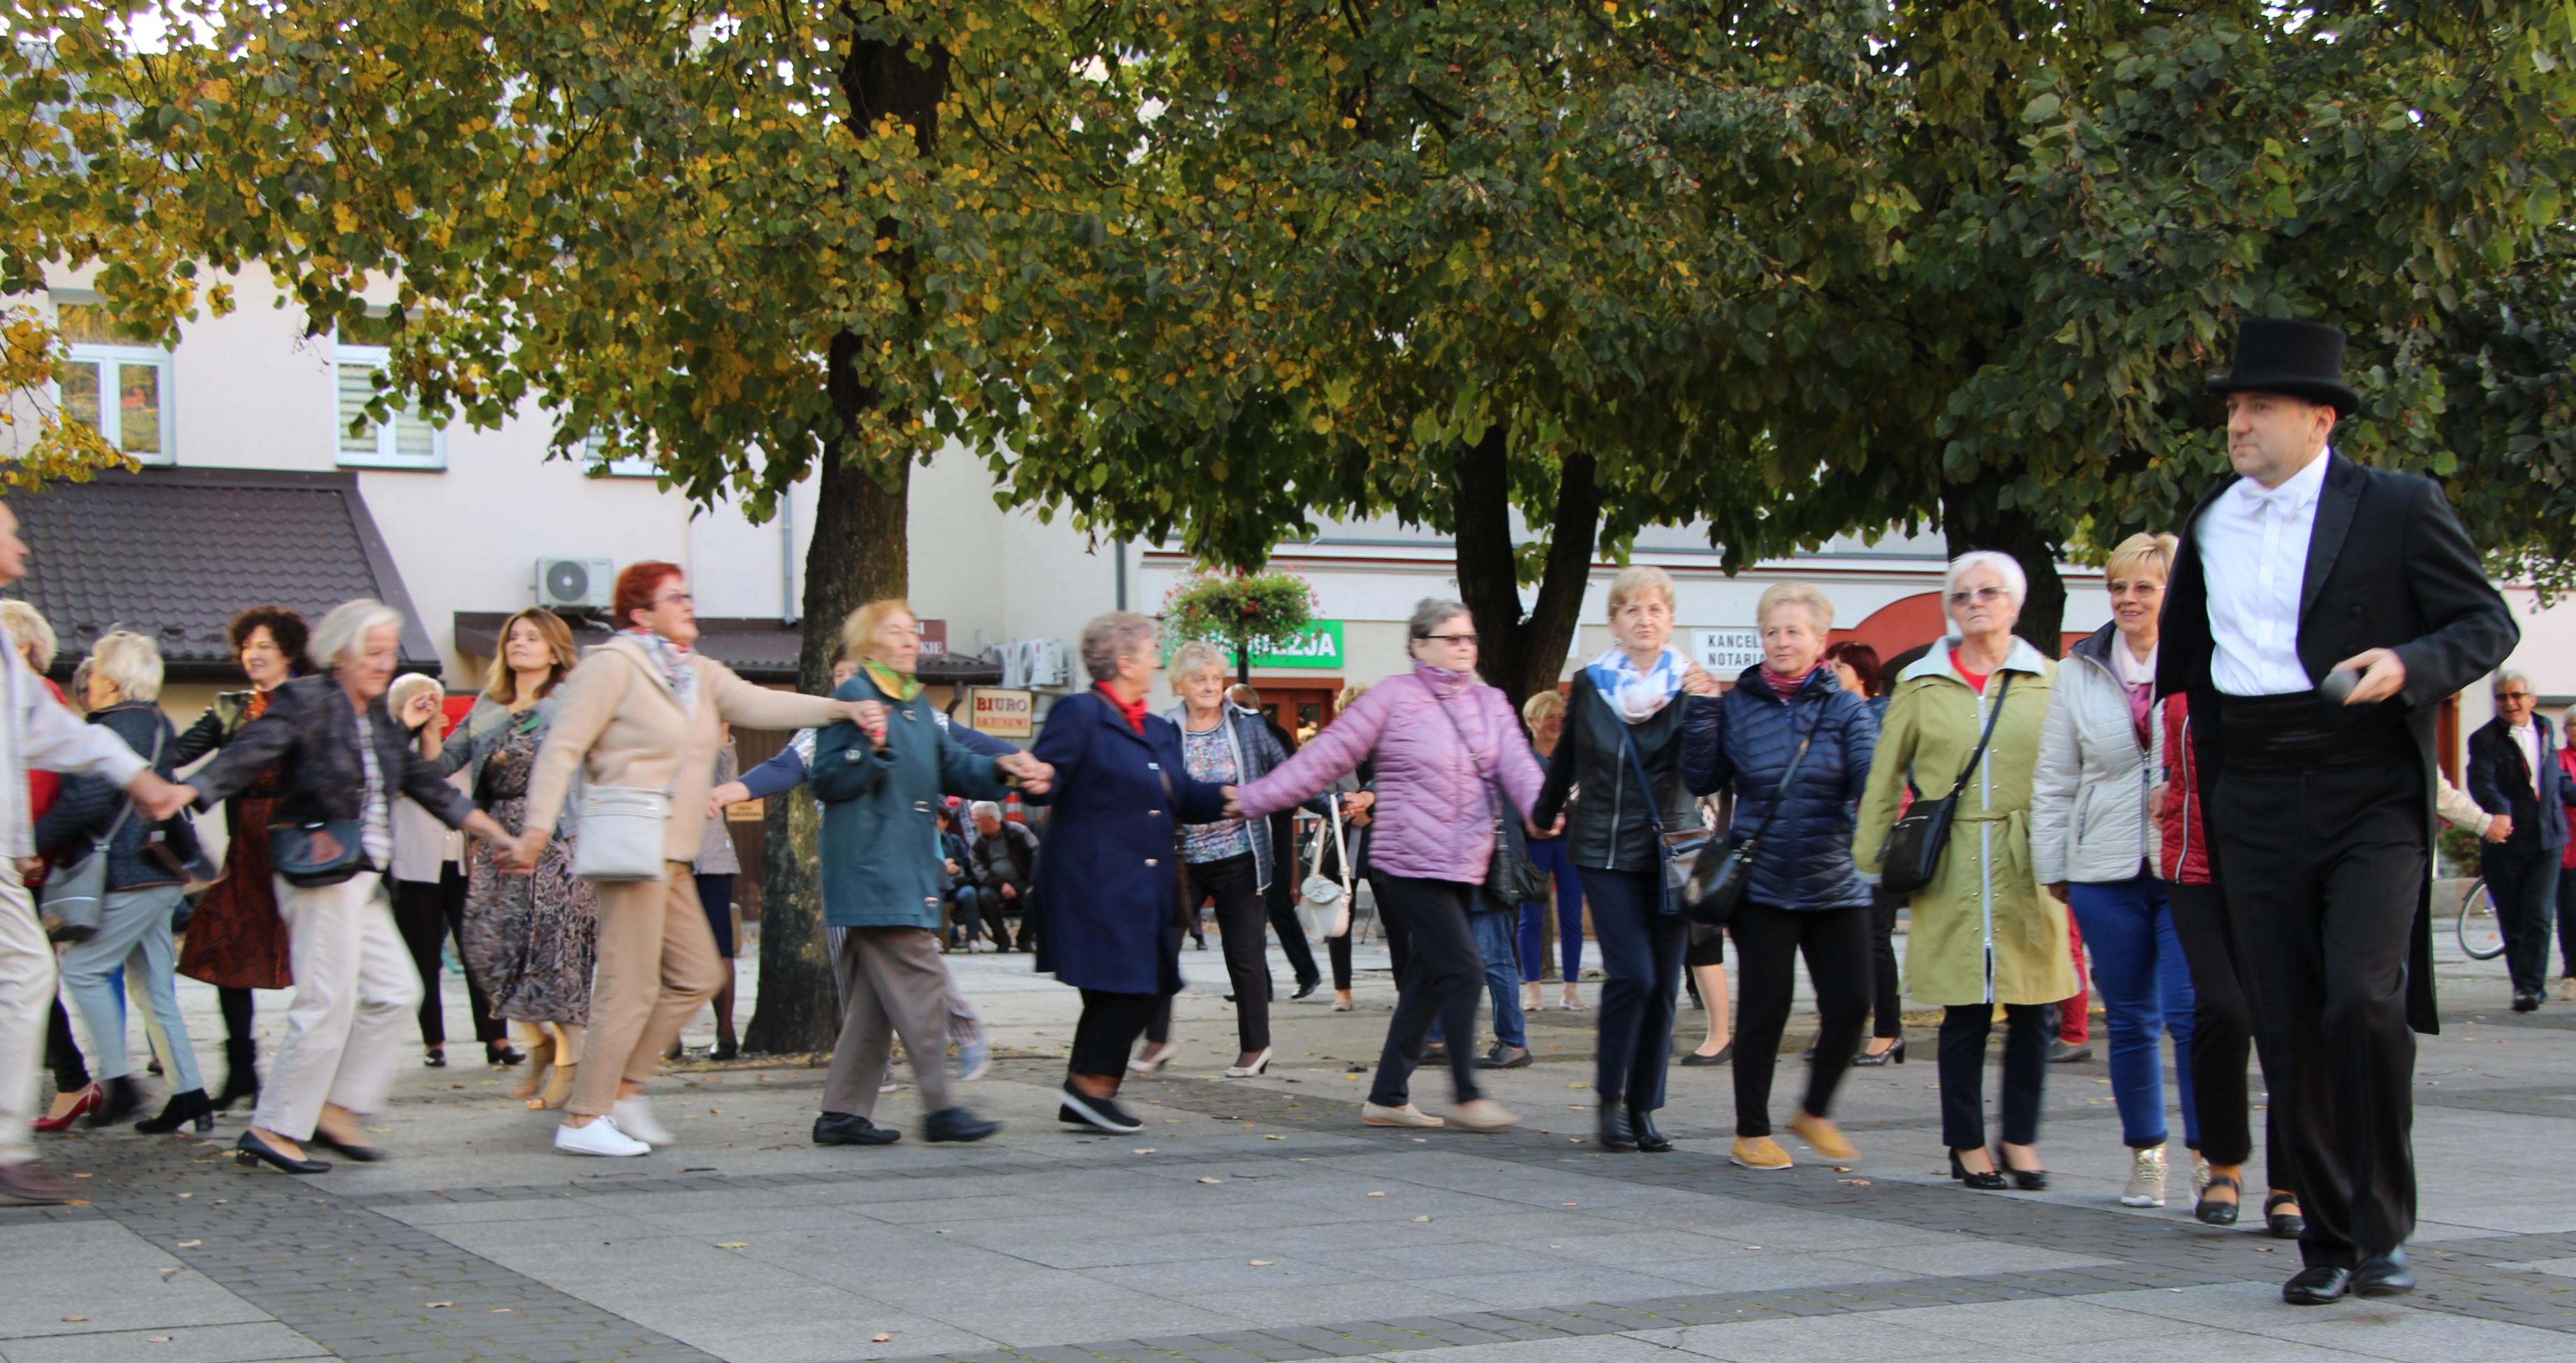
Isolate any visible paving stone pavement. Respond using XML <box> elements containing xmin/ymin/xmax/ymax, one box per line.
<box><xmin>1</xmin><ymin>934</ymin><xmax>2569</xmax><ymax>1362</ymax></box>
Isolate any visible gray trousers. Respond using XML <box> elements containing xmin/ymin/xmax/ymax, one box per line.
<box><xmin>821</xmin><ymin>926</ymin><xmax>953</xmax><ymax>1119</ymax></box>
<box><xmin>59</xmin><ymin>884</ymin><xmax>200</xmax><ymax>1090</ymax></box>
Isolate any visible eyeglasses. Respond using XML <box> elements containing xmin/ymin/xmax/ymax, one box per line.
<box><xmin>2498</xmin><ymin>691</ymin><xmax>2534</xmax><ymax>702</ymax></box>
<box><xmin>1947</xmin><ymin>586</ymin><xmax>2008</xmax><ymax>607</ymax></box>
<box><xmin>654</xmin><ymin>591</ymin><xmax>694</xmax><ymax>606</ymax></box>
<box><xmin>1421</xmin><ymin>633</ymin><xmax>1480</xmax><ymax>645</ymax></box>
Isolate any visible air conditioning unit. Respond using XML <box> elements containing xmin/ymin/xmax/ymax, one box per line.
<box><xmin>536</xmin><ymin>557</ymin><xmax>614</xmax><ymax>610</ymax></box>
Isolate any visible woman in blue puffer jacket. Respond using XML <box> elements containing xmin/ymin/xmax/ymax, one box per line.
<box><xmin>1681</xmin><ymin>582</ymin><xmax>1878</xmax><ymax>1172</ymax></box>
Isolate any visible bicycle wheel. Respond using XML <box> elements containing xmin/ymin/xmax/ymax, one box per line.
<box><xmin>2457</xmin><ymin>878</ymin><xmax>2508</xmax><ymax>960</ymax></box>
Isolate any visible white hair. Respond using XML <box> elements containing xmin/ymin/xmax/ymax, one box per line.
<box><xmin>388</xmin><ymin>672</ymin><xmax>443</xmax><ymax>714</ymax></box>
<box><xmin>84</xmin><ymin>630</ymin><xmax>163</xmax><ymax>703</ymax></box>
<box><xmin>969</xmin><ymin>801</ymin><xmax>1003</xmax><ymax>822</ymax></box>
<box><xmin>311</xmin><ymin>598</ymin><xmax>405</xmax><ymax>672</ymax></box>
<box><xmin>1080</xmin><ymin>611</ymin><xmax>1157</xmax><ymax>682</ymax></box>
<box><xmin>2494</xmin><ymin>670</ymin><xmax>2532</xmax><ymax>697</ymax></box>
<box><xmin>1943</xmin><ymin>551</ymin><xmax>2028</xmax><ymax>637</ymax></box>
<box><xmin>0</xmin><ymin>601</ymin><xmax>58</xmax><ymax>672</ymax></box>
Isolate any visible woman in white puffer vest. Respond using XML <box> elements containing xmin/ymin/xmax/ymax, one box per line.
<box><xmin>2031</xmin><ymin>531</ymin><xmax>2200</xmax><ymax>1211</ymax></box>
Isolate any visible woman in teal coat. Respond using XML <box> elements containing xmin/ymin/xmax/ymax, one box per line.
<box><xmin>809</xmin><ymin>600</ymin><xmax>1045</xmax><ymax>1147</ymax></box>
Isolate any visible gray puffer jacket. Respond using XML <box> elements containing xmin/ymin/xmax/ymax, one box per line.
<box><xmin>2030</xmin><ymin>624</ymin><xmax>2166</xmax><ymax>885</ymax></box>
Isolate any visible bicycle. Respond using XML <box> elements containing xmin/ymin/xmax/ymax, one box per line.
<box><xmin>2455</xmin><ymin>877</ymin><xmax>2508</xmax><ymax>960</ymax></box>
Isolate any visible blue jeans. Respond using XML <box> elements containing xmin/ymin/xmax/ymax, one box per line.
<box><xmin>2068</xmin><ymin>876</ymin><xmax>2197</xmax><ymax>1149</ymax></box>
<box><xmin>1519</xmin><ymin>837</ymin><xmax>1584</xmax><ymax>982</ymax></box>
<box><xmin>1584</xmin><ymin>867</ymin><xmax>1687</xmax><ymax>1112</ymax></box>
<box><xmin>1427</xmin><ymin>908</ymin><xmax>1527</xmax><ymax>1049</ymax></box>
<box><xmin>59</xmin><ymin>885</ymin><xmax>201</xmax><ymax>1091</ymax></box>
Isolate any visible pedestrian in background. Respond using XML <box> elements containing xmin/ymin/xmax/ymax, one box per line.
<box><xmin>1321</xmin><ymin>682</ymin><xmax>1376</xmax><ymax>1012</ymax></box>
<box><xmin>1029</xmin><ymin>612</ymin><xmax>1230</xmax><ymax>1135</ymax></box>
<box><xmin>1825</xmin><ymin>640</ymin><xmax>1906</xmax><ymax>1067</ymax></box>
<box><xmin>1517</xmin><ymin>690</ymin><xmax>1590</xmax><ymax>1017</ymax></box>
<box><xmin>38</xmin><ymin>631</ymin><xmax>207</xmax><ymax>1134</ymax></box>
<box><xmin>963</xmin><ymin>802</ymin><xmax>1038</xmax><ymax>952</ymax></box>
<box><xmin>179</xmin><ymin>599</ymin><xmax>521</xmax><ymax>1174</ymax></box>
<box><xmin>1532</xmin><ymin>567</ymin><xmax>1719</xmax><ymax>1154</ymax></box>
<box><xmin>1238</xmin><ymin>599</ymin><xmax>1540</xmax><ymax>1134</ymax></box>
<box><xmin>1682</xmin><ymin>583</ymin><xmax>1877</xmax><ymax>1171</ymax></box>
<box><xmin>387</xmin><ymin>672</ymin><xmax>515</xmax><ymax>1071</ymax></box>
<box><xmin>689</xmin><ymin>730</ymin><xmax>742</xmax><ymax>1059</ymax></box>
<box><xmin>2559</xmin><ymin>741</ymin><xmax>2576</xmax><ymax>1001</ymax></box>
<box><xmin>520</xmin><ymin>563</ymin><xmax>864</xmax><ymax>1158</ymax></box>
<box><xmin>2466</xmin><ymin>670</ymin><xmax>2574</xmax><ymax>1012</ymax></box>
<box><xmin>2033</xmin><ymin>531</ymin><xmax>2201</xmax><ymax>1208</ymax></box>
<box><xmin>428</xmin><ymin>607</ymin><xmax>596</xmax><ymax>1111</ymax></box>
<box><xmin>1856</xmin><ymin>551</ymin><xmax>2068</xmax><ymax>1191</ymax></box>
<box><xmin>172</xmin><ymin>605</ymin><xmax>310</xmax><ymax>1114</ymax></box>
<box><xmin>1231</xmin><ymin>684</ymin><xmax>1327</xmax><ymax>1001</ymax></box>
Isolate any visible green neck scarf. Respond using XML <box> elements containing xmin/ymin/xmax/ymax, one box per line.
<box><xmin>863</xmin><ymin>661</ymin><xmax>924</xmax><ymax>702</ymax></box>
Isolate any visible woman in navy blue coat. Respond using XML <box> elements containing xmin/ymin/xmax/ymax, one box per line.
<box><xmin>1029</xmin><ymin>612</ymin><xmax>1228</xmax><ymax>1135</ymax></box>
<box><xmin>1680</xmin><ymin>583</ymin><xmax>1879</xmax><ymax>1172</ymax></box>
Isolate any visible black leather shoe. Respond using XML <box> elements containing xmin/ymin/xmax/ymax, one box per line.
<box><xmin>135</xmin><ymin>1089</ymin><xmax>213</xmax><ymax>1136</ymax></box>
<box><xmin>925</xmin><ymin>1107</ymin><xmax>1000</xmax><ymax>1142</ymax></box>
<box><xmin>2353</xmin><ymin>1247</ymin><xmax>2413</xmax><ymax>1297</ymax></box>
<box><xmin>1596</xmin><ymin>1107</ymin><xmax>1638</xmax><ymax>1152</ymax></box>
<box><xmin>1996</xmin><ymin>1146</ymin><xmax>2049</xmax><ymax>1191</ymax></box>
<box><xmin>813</xmin><ymin>1112</ymin><xmax>901</xmax><ymax>1147</ymax></box>
<box><xmin>1630</xmin><ymin>1110</ymin><xmax>1673</xmax><ymax>1153</ymax></box>
<box><xmin>1950</xmin><ymin>1149</ymin><xmax>2007</xmax><ymax>1191</ymax></box>
<box><xmin>2512</xmin><ymin>992</ymin><xmax>2542</xmax><ymax>1013</ymax></box>
<box><xmin>2281</xmin><ymin>1265</ymin><xmax>2351</xmax><ymax>1305</ymax></box>
<box><xmin>1293</xmin><ymin>978</ymin><xmax>1320</xmax><ymax>1001</ymax></box>
<box><xmin>2266</xmin><ymin>1192</ymin><xmax>2306</xmax><ymax>1240</ymax></box>
<box><xmin>234</xmin><ymin>1130</ymin><xmax>329</xmax><ymax>1174</ymax></box>
<box><xmin>309</xmin><ymin>1130</ymin><xmax>387</xmax><ymax>1163</ymax></box>
<box><xmin>2193</xmin><ymin>1173</ymin><xmax>2242</xmax><ymax>1226</ymax></box>
<box><xmin>1850</xmin><ymin>1036</ymin><xmax>1906</xmax><ymax>1066</ymax></box>
<box><xmin>1475</xmin><ymin>1044</ymin><xmax>1533</xmax><ymax>1070</ymax></box>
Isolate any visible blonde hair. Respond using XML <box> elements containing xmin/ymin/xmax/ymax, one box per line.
<box><xmin>840</xmin><ymin>598</ymin><xmax>917</xmax><ymax>668</ymax></box>
<box><xmin>1336</xmin><ymin>682</ymin><xmax>1369</xmax><ymax>711</ymax></box>
<box><xmin>2103</xmin><ymin>531</ymin><xmax>2179</xmax><ymax>587</ymax></box>
<box><xmin>388</xmin><ymin>672</ymin><xmax>443</xmax><ymax>717</ymax></box>
<box><xmin>1605</xmin><ymin>565</ymin><xmax>1676</xmax><ymax>619</ymax></box>
<box><xmin>0</xmin><ymin>601</ymin><xmax>57</xmax><ymax>672</ymax></box>
<box><xmin>1756</xmin><ymin>581</ymin><xmax>1835</xmax><ymax>633</ymax></box>
<box><xmin>1521</xmin><ymin>688</ymin><xmax>1565</xmax><ymax>730</ymax></box>
<box><xmin>84</xmin><ymin>630</ymin><xmax>163</xmax><ymax>703</ymax></box>
<box><xmin>1168</xmin><ymin>640</ymin><xmax>1230</xmax><ymax>691</ymax></box>
<box><xmin>481</xmin><ymin>607</ymin><xmax>578</xmax><ymax>703</ymax></box>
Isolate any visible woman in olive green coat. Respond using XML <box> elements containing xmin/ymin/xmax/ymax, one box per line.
<box><xmin>1856</xmin><ymin>552</ymin><xmax>2074</xmax><ymax>1191</ymax></box>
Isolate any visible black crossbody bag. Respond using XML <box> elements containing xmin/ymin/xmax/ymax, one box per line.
<box><xmin>1673</xmin><ymin>700</ymin><xmax>1823</xmax><ymax>927</ymax></box>
<box><xmin>1878</xmin><ymin>672</ymin><xmax>2012</xmax><ymax>897</ymax></box>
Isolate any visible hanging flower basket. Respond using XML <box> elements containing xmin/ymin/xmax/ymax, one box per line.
<box><xmin>1160</xmin><ymin>567</ymin><xmax>1319</xmax><ymax>674</ymax></box>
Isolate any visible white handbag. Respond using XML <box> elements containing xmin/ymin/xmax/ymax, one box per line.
<box><xmin>1297</xmin><ymin>801</ymin><xmax>1353</xmax><ymax>940</ymax></box>
<box><xmin>572</xmin><ymin>784</ymin><xmax>673</xmax><ymax>883</ymax></box>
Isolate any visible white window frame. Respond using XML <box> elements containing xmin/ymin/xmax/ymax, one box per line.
<box><xmin>581</xmin><ymin>432</ymin><xmax>658</xmax><ymax>478</ymax></box>
<box><xmin>332</xmin><ymin>342</ymin><xmax>446</xmax><ymax>471</ymax></box>
<box><xmin>57</xmin><ymin>342</ymin><xmax>176</xmax><ymax>465</ymax></box>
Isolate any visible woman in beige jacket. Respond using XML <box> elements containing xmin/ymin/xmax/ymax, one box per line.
<box><xmin>1855</xmin><ymin>551</ymin><xmax>2071</xmax><ymax>1192</ymax></box>
<box><xmin>519</xmin><ymin>561</ymin><xmax>876</xmax><ymax>1157</ymax></box>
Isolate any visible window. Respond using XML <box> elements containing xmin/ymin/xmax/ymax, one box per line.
<box><xmin>581</xmin><ymin>432</ymin><xmax>658</xmax><ymax>478</ymax></box>
<box><xmin>333</xmin><ymin>321</ymin><xmax>443</xmax><ymax>469</ymax></box>
<box><xmin>53</xmin><ymin>304</ymin><xmax>174</xmax><ymax>464</ymax></box>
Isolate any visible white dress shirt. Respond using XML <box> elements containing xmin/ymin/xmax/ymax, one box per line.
<box><xmin>2511</xmin><ymin>722</ymin><xmax>2541</xmax><ymax>797</ymax></box>
<box><xmin>2198</xmin><ymin>449</ymin><xmax>2334</xmax><ymax>696</ymax></box>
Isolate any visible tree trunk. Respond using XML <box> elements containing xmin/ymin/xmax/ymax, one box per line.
<box><xmin>1452</xmin><ymin>427</ymin><xmax>1602</xmax><ymax>704</ymax></box>
<box><xmin>1939</xmin><ymin>481</ymin><xmax>2067</xmax><ymax>659</ymax></box>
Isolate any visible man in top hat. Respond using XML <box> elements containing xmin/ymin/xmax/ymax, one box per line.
<box><xmin>2159</xmin><ymin>318</ymin><xmax>2518</xmax><ymax>1304</ymax></box>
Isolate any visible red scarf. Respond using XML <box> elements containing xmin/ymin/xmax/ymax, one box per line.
<box><xmin>1096</xmin><ymin>682</ymin><xmax>1147</xmax><ymax>735</ymax></box>
<box><xmin>1760</xmin><ymin>666</ymin><xmax>1812</xmax><ymax>700</ymax></box>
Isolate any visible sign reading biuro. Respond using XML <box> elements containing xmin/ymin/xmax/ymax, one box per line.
<box><xmin>1213</xmin><ymin>619</ymin><xmax>1346</xmax><ymax>670</ymax></box>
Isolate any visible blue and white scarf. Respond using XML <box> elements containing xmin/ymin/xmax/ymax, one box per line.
<box><xmin>1585</xmin><ymin>645</ymin><xmax>1688</xmax><ymax>723</ymax></box>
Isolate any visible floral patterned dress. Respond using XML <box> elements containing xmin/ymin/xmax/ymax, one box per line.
<box><xmin>460</xmin><ymin>722</ymin><xmax>598</xmax><ymax>1024</ymax></box>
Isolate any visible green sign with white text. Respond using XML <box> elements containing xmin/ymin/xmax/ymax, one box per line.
<box><xmin>1235</xmin><ymin>619</ymin><xmax>1346</xmax><ymax>670</ymax></box>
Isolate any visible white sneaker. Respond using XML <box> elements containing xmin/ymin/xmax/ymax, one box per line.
<box><xmin>2121</xmin><ymin>1146</ymin><xmax>2169</xmax><ymax>1207</ymax></box>
<box><xmin>611</xmin><ymin>1097</ymin><xmax>675</xmax><ymax>1147</ymax></box>
<box><xmin>2191</xmin><ymin>1151</ymin><xmax>2212</xmax><ymax>1200</ymax></box>
<box><xmin>555</xmin><ymin>1117</ymin><xmax>651</xmax><ymax>1158</ymax></box>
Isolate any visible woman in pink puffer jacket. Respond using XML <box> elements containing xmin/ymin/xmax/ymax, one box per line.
<box><xmin>1235</xmin><ymin>599</ymin><xmax>1543</xmax><ymax>1133</ymax></box>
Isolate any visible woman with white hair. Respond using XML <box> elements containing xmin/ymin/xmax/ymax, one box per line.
<box><xmin>176</xmin><ymin>600</ymin><xmax>522</xmax><ymax>1173</ymax></box>
<box><xmin>36</xmin><ymin>631</ymin><xmax>207</xmax><ymax>1133</ymax></box>
<box><xmin>1856</xmin><ymin>551</ymin><xmax>2068</xmax><ymax>1191</ymax></box>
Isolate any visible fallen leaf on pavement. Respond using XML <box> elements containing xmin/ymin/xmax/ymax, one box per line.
<box><xmin>1250</xmin><ymin>1260</ymin><xmax>1274</xmax><ymax>1266</ymax></box>
<box><xmin>1198</xmin><ymin>1177</ymin><xmax>1222</xmax><ymax>1184</ymax></box>
<box><xmin>871</xmin><ymin>1333</ymin><xmax>892</xmax><ymax>1343</ymax></box>
<box><xmin>715</xmin><ymin>1242</ymin><xmax>748</xmax><ymax>1249</ymax></box>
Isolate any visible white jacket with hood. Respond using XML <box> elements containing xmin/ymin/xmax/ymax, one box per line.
<box><xmin>2031</xmin><ymin>624</ymin><xmax>2166</xmax><ymax>885</ymax></box>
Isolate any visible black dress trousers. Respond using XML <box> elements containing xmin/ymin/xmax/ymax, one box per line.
<box><xmin>2213</xmin><ymin>756</ymin><xmax>2422</xmax><ymax>1269</ymax></box>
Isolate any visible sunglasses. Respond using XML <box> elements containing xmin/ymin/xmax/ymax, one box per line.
<box><xmin>1948</xmin><ymin>586</ymin><xmax>2008</xmax><ymax>607</ymax></box>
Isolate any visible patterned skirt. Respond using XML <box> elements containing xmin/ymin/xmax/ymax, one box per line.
<box><xmin>176</xmin><ymin>795</ymin><xmax>293</xmax><ymax>991</ymax></box>
<box><xmin>460</xmin><ymin>795</ymin><xmax>599</xmax><ymax>1025</ymax></box>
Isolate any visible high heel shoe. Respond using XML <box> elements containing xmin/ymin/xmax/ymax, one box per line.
<box><xmin>1950</xmin><ymin>1149</ymin><xmax>2007</xmax><ymax>1191</ymax></box>
<box><xmin>235</xmin><ymin>1130</ymin><xmax>329</xmax><ymax>1174</ymax></box>
<box><xmin>135</xmin><ymin>1089</ymin><xmax>214</xmax><ymax>1135</ymax></box>
<box><xmin>1850</xmin><ymin>1036</ymin><xmax>1906</xmax><ymax>1066</ymax></box>
<box><xmin>1126</xmin><ymin>1044</ymin><xmax>1175</xmax><ymax>1077</ymax></box>
<box><xmin>34</xmin><ymin>1084</ymin><xmax>100</xmax><ymax>1132</ymax></box>
<box><xmin>511</xmin><ymin>1034</ymin><xmax>559</xmax><ymax>1101</ymax></box>
<box><xmin>1994</xmin><ymin>1145</ymin><xmax>2049</xmax><ymax>1191</ymax></box>
<box><xmin>212</xmin><ymin>1040</ymin><xmax>258</xmax><ymax>1113</ymax></box>
<box><xmin>1224</xmin><ymin>1049</ymin><xmax>1272</xmax><ymax>1078</ymax></box>
<box><xmin>486</xmin><ymin>1040</ymin><xmax>525</xmax><ymax>1067</ymax></box>
<box><xmin>87</xmin><ymin>1075</ymin><xmax>143</xmax><ymax>1128</ymax></box>
<box><xmin>527</xmin><ymin>1060</ymin><xmax>577</xmax><ymax>1111</ymax></box>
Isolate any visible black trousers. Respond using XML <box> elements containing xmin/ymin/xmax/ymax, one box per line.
<box><xmin>1868</xmin><ymin>886</ymin><xmax>1904</xmax><ymax>1038</ymax></box>
<box><xmin>1267</xmin><ymin>813</ymin><xmax>1320</xmax><ymax>987</ymax></box>
<box><xmin>952</xmin><ymin>885</ymin><xmax>1017</xmax><ymax>950</ymax></box>
<box><xmin>1186</xmin><ymin>853</ymin><xmax>1272</xmax><ymax>1052</ymax></box>
<box><xmin>2487</xmin><ymin>849</ymin><xmax>2559</xmax><ymax>1000</ymax></box>
<box><xmin>2214</xmin><ymin>757</ymin><xmax>2422</xmax><ymax>1269</ymax></box>
<box><xmin>1730</xmin><ymin>902</ymin><xmax>1871</xmax><ymax>1137</ymax></box>
<box><xmin>1070</xmin><ymin>989</ymin><xmax>1162</xmax><ymax>1078</ymax></box>
<box><xmin>46</xmin><ymin>997</ymin><xmax>88</xmax><ymax>1091</ymax></box>
<box><xmin>2165</xmin><ymin>881</ymin><xmax>2291</xmax><ymax>1179</ymax></box>
<box><xmin>1584</xmin><ymin>867</ymin><xmax>1687</xmax><ymax>1112</ymax></box>
<box><xmin>1367</xmin><ymin>875</ymin><xmax>1485</xmax><ymax>1107</ymax></box>
<box><xmin>2561</xmin><ymin>864</ymin><xmax>2576</xmax><ymax>979</ymax></box>
<box><xmin>1938</xmin><ymin>1003</ymin><xmax>2049</xmax><ymax>1150</ymax></box>
<box><xmin>392</xmin><ymin>867</ymin><xmax>503</xmax><ymax>1049</ymax></box>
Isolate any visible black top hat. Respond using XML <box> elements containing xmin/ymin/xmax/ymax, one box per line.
<box><xmin>2205</xmin><ymin>318</ymin><xmax>2362</xmax><ymax>416</ymax></box>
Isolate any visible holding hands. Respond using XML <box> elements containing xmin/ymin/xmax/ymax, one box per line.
<box><xmin>706</xmin><ymin>779</ymin><xmax>752</xmax><ymax>821</ymax></box>
<box><xmin>1681</xmin><ymin>663</ymin><xmax>1721</xmax><ymax>697</ymax></box>
<box><xmin>835</xmin><ymin>698</ymin><xmax>891</xmax><ymax>748</ymax></box>
<box><xmin>1339</xmin><ymin>790</ymin><xmax>1374</xmax><ymax>827</ymax></box>
<box><xmin>996</xmin><ymin>751</ymin><xmax>1054</xmax><ymax>795</ymax></box>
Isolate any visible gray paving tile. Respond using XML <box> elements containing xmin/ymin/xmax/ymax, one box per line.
<box><xmin>0</xmin><ymin>1321</ymin><xmax>332</xmax><ymax>1363</ymax></box>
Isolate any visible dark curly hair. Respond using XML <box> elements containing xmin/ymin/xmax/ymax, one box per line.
<box><xmin>226</xmin><ymin>605</ymin><xmax>314</xmax><ymax>677</ymax></box>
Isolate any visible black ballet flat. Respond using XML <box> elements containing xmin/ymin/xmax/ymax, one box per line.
<box><xmin>307</xmin><ymin>1130</ymin><xmax>387</xmax><ymax>1163</ymax></box>
<box><xmin>2194</xmin><ymin>1173</ymin><xmax>2242</xmax><ymax>1226</ymax></box>
<box><xmin>1994</xmin><ymin>1146</ymin><xmax>2049</xmax><ymax>1191</ymax></box>
<box><xmin>2267</xmin><ymin>1192</ymin><xmax>2306</xmax><ymax>1240</ymax></box>
<box><xmin>1950</xmin><ymin>1149</ymin><xmax>2006</xmax><ymax>1191</ymax></box>
<box><xmin>235</xmin><ymin>1130</ymin><xmax>330</xmax><ymax>1174</ymax></box>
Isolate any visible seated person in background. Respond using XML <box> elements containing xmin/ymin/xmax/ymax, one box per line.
<box><xmin>967</xmin><ymin>802</ymin><xmax>1041</xmax><ymax>952</ymax></box>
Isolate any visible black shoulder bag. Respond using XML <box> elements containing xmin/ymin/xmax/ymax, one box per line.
<box><xmin>1428</xmin><ymin>686</ymin><xmax>1545</xmax><ymax>908</ymax></box>
<box><xmin>1609</xmin><ymin>696</ymin><xmax>1714</xmax><ymax>918</ymax></box>
<box><xmin>1672</xmin><ymin>699</ymin><xmax>1823</xmax><ymax>928</ymax></box>
<box><xmin>1878</xmin><ymin>672</ymin><xmax>2012</xmax><ymax>897</ymax></box>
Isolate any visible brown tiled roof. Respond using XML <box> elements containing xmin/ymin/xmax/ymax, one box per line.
<box><xmin>3</xmin><ymin>467</ymin><xmax>438</xmax><ymax>680</ymax></box>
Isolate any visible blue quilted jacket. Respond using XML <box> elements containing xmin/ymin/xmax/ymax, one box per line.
<box><xmin>1679</xmin><ymin>665</ymin><xmax>1878</xmax><ymax>912</ymax></box>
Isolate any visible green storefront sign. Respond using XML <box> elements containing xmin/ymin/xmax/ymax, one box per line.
<box><xmin>1226</xmin><ymin>619</ymin><xmax>1346</xmax><ymax>670</ymax></box>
